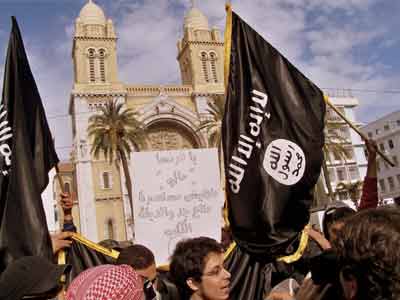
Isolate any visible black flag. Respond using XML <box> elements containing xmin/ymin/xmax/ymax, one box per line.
<box><xmin>0</xmin><ymin>17</ymin><xmax>59</xmax><ymax>271</ymax></box>
<box><xmin>63</xmin><ymin>233</ymin><xmax>118</xmax><ymax>287</ymax></box>
<box><xmin>222</xmin><ymin>9</ymin><xmax>325</xmax><ymax>299</ymax></box>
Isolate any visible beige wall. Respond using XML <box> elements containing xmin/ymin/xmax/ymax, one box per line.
<box><xmin>91</xmin><ymin>160</ymin><xmax>127</xmax><ymax>241</ymax></box>
<box><xmin>91</xmin><ymin>160</ymin><xmax>122</xmax><ymax>197</ymax></box>
<box><xmin>125</xmin><ymin>94</ymin><xmax>196</xmax><ymax>113</ymax></box>
<box><xmin>95</xmin><ymin>198</ymin><xmax>127</xmax><ymax>241</ymax></box>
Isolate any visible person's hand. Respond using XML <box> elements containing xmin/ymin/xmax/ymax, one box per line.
<box><xmin>306</xmin><ymin>227</ymin><xmax>331</xmax><ymax>250</ymax></box>
<box><xmin>295</xmin><ymin>279</ymin><xmax>331</xmax><ymax>300</ymax></box>
<box><xmin>365</xmin><ymin>139</ymin><xmax>378</xmax><ymax>162</ymax></box>
<box><xmin>51</xmin><ymin>231</ymin><xmax>73</xmax><ymax>254</ymax></box>
<box><xmin>60</xmin><ymin>192</ymin><xmax>73</xmax><ymax>216</ymax></box>
<box><xmin>265</xmin><ymin>291</ymin><xmax>294</xmax><ymax>300</ymax></box>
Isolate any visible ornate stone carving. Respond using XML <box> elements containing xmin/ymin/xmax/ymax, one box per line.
<box><xmin>147</xmin><ymin>123</ymin><xmax>198</xmax><ymax>151</ymax></box>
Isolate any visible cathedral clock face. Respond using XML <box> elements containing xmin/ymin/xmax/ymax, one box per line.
<box><xmin>146</xmin><ymin>122</ymin><xmax>199</xmax><ymax>151</ymax></box>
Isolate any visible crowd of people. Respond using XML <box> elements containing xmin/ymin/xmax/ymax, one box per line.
<box><xmin>0</xmin><ymin>139</ymin><xmax>399</xmax><ymax>300</ymax></box>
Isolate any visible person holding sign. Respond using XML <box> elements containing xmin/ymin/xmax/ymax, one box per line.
<box><xmin>169</xmin><ymin>237</ymin><xmax>230</xmax><ymax>300</ymax></box>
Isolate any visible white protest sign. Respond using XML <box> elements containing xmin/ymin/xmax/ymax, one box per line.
<box><xmin>131</xmin><ymin>148</ymin><xmax>223</xmax><ymax>265</ymax></box>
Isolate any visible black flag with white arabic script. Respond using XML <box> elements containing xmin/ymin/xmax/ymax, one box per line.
<box><xmin>223</xmin><ymin>10</ymin><xmax>325</xmax><ymax>259</ymax></box>
<box><xmin>0</xmin><ymin>17</ymin><xmax>59</xmax><ymax>272</ymax></box>
<box><xmin>222</xmin><ymin>10</ymin><xmax>326</xmax><ymax>299</ymax></box>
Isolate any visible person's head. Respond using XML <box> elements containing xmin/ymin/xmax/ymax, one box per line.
<box><xmin>0</xmin><ymin>256</ymin><xmax>70</xmax><ymax>300</ymax></box>
<box><xmin>116</xmin><ymin>244</ymin><xmax>157</xmax><ymax>299</ymax></box>
<box><xmin>323</xmin><ymin>206</ymin><xmax>355</xmax><ymax>241</ymax></box>
<box><xmin>98</xmin><ymin>239</ymin><xmax>122</xmax><ymax>251</ymax></box>
<box><xmin>117</xmin><ymin>244</ymin><xmax>157</xmax><ymax>282</ymax></box>
<box><xmin>169</xmin><ymin>236</ymin><xmax>230</xmax><ymax>300</ymax></box>
<box><xmin>332</xmin><ymin>208</ymin><xmax>400</xmax><ymax>300</ymax></box>
<box><xmin>66</xmin><ymin>264</ymin><xmax>144</xmax><ymax>300</ymax></box>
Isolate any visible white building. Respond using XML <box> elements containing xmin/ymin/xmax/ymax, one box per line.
<box><xmin>361</xmin><ymin>110</ymin><xmax>400</xmax><ymax>202</ymax></box>
<box><xmin>323</xmin><ymin>90</ymin><xmax>368</xmax><ymax>202</ymax></box>
<box><xmin>41</xmin><ymin>168</ymin><xmax>59</xmax><ymax>233</ymax></box>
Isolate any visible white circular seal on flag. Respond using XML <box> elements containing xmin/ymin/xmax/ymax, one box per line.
<box><xmin>263</xmin><ymin>139</ymin><xmax>306</xmax><ymax>186</ymax></box>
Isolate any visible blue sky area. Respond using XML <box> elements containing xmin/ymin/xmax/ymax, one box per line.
<box><xmin>0</xmin><ymin>0</ymin><xmax>399</xmax><ymax>159</ymax></box>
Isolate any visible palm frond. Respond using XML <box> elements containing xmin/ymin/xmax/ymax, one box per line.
<box><xmin>88</xmin><ymin>99</ymin><xmax>145</xmax><ymax>164</ymax></box>
<box><xmin>197</xmin><ymin>98</ymin><xmax>224</xmax><ymax>147</ymax></box>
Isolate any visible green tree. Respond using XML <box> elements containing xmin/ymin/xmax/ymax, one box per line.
<box><xmin>198</xmin><ymin>97</ymin><xmax>229</xmax><ymax>226</ymax></box>
<box><xmin>88</xmin><ymin>100</ymin><xmax>144</xmax><ymax>232</ymax></box>
<box><xmin>198</xmin><ymin>97</ymin><xmax>225</xmax><ymax>148</ymax></box>
<box><xmin>321</xmin><ymin>120</ymin><xmax>351</xmax><ymax>202</ymax></box>
<box><xmin>198</xmin><ymin>97</ymin><xmax>225</xmax><ymax>173</ymax></box>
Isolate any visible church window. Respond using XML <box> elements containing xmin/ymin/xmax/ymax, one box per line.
<box><xmin>64</xmin><ymin>182</ymin><xmax>71</xmax><ymax>194</ymax></box>
<box><xmin>101</xmin><ymin>171</ymin><xmax>112</xmax><ymax>189</ymax></box>
<box><xmin>98</xmin><ymin>49</ymin><xmax>106</xmax><ymax>83</ymax></box>
<box><xmin>88</xmin><ymin>48</ymin><xmax>96</xmax><ymax>83</ymax></box>
<box><xmin>182</xmin><ymin>61</ymin><xmax>187</xmax><ymax>83</ymax></box>
<box><xmin>186</xmin><ymin>59</ymin><xmax>192</xmax><ymax>82</ymax></box>
<box><xmin>209</xmin><ymin>52</ymin><xmax>218</xmax><ymax>83</ymax></box>
<box><xmin>200</xmin><ymin>51</ymin><xmax>209</xmax><ymax>83</ymax></box>
<box><xmin>104</xmin><ymin>219</ymin><xmax>115</xmax><ymax>240</ymax></box>
<box><xmin>53</xmin><ymin>204</ymin><xmax>58</xmax><ymax>223</ymax></box>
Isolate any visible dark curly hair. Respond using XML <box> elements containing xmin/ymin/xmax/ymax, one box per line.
<box><xmin>169</xmin><ymin>237</ymin><xmax>224</xmax><ymax>300</ymax></box>
<box><xmin>332</xmin><ymin>208</ymin><xmax>400</xmax><ymax>300</ymax></box>
<box><xmin>322</xmin><ymin>206</ymin><xmax>355</xmax><ymax>241</ymax></box>
<box><xmin>116</xmin><ymin>244</ymin><xmax>155</xmax><ymax>269</ymax></box>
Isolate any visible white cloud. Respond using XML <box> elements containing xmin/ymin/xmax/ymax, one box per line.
<box><xmin>114</xmin><ymin>0</ymin><xmax>183</xmax><ymax>84</ymax></box>
<box><xmin>304</xmin><ymin>0</ymin><xmax>379</xmax><ymax>13</ymax></box>
<box><xmin>1</xmin><ymin>0</ymin><xmax>399</xmax><ymax>158</ymax></box>
<box><xmin>26</xmin><ymin>44</ymin><xmax>73</xmax><ymax>159</ymax></box>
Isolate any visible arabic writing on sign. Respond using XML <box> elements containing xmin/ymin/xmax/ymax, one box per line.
<box><xmin>133</xmin><ymin>149</ymin><xmax>223</xmax><ymax>264</ymax></box>
<box><xmin>137</xmin><ymin>188</ymin><xmax>217</xmax><ymax>222</ymax></box>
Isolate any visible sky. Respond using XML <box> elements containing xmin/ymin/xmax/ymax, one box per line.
<box><xmin>0</xmin><ymin>0</ymin><xmax>399</xmax><ymax>160</ymax></box>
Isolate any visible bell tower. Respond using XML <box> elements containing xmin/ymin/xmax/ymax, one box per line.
<box><xmin>72</xmin><ymin>0</ymin><xmax>119</xmax><ymax>87</ymax></box>
<box><xmin>177</xmin><ymin>1</ymin><xmax>224</xmax><ymax>94</ymax></box>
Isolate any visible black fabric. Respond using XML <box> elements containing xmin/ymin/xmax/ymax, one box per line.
<box><xmin>222</xmin><ymin>11</ymin><xmax>325</xmax><ymax>256</ymax></box>
<box><xmin>64</xmin><ymin>239</ymin><xmax>117</xmax><ymax>287</ymax></box>
<box><xmin>0</xmin><ymin>256</ymin><xmax>70</xmax><ymax>300</ymax></box>
<box><xmin>222</xmin><ymin>11</ymin><xmax>326</xmax><ymax>300</ymax></box>
<box><xmin>158</xmin><ymin>272</ymin><xmax>180</xmax><ymax>300</ymax></box>
<box><xmin>225</xmin><ymin>240</ymin><xmax>324</xmax><ymax>300</ymax></box>
<box><xmin>225</xmin><ymin>246</ymin><xmax>273</xmax><ymax>300</ymax></box>
<box><xmin>0</xmin><ymin>17</ymin><xmax>59</xmax><ymax>272</ymax></box>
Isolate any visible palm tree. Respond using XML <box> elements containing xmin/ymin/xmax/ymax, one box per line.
<box><xmin>335</xmin><ymin>180</ymin><xmax>363</xmax><ymax>209</ymax></box>
<box><xmin>88</xmin><ymin>100</ymin><xmax>144</xmax><ymax>231</ymax></box>
<box><xmin>198</xmin><ymin>97</ymin><xmax>225</xmax><ymax>148</ymax></box>
<box><xmin>198</xmin><ymin>97</ymin><xmax>229</xmax><ymax>226</ymax></box>
<box><xmin>322</xmin><ymin>119</ymin><xmax>351</xmax><ymax>202</ymax></box>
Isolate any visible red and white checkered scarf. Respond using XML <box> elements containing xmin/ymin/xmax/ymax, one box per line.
<box><xmin>66</xmin><ymin>264</ymin><xmax>144</xmax><ymax>300</ymax></box>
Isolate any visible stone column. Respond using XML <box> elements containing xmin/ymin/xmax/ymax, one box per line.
<box><xmin>73</xmin><ymin>96</ymin><xmax>99</xmax><ymax>241</ymax></box>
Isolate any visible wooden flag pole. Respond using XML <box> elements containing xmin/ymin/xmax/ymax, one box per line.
<box><xmin>222</xmin><ymin>1</ymin><xmax>233</xmax><ymax>228</ymax></box>
<box><xmin>324</xmin><ymin>95</ymin><xmax>395</xmax><ymax>167</ymax></box>
<box><xmin>55</xmin><ymin>163</ymin><xmax>66</xmax><ymax>293</ymax></box>
<box><xmin>224</xmin><ymin>1</ymin><xmax>232</xmax><ymax>90</ymax></box>
<box><xmin>55</xmin><ymin>164</ymin><xmax>65</xmax><ymax>193</ymax></box>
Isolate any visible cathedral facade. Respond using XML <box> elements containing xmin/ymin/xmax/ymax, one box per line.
<box><xmin>67</xmin><ymin>1</ymin><xmax>224</xmax><ymax>242</ymax></box>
